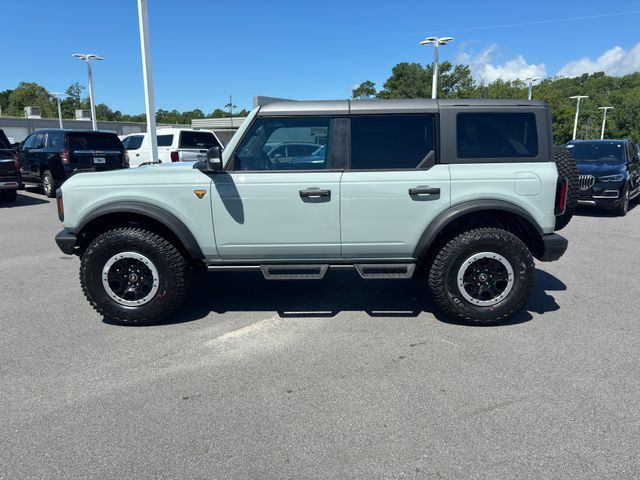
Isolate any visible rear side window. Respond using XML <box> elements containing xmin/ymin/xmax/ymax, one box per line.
<box><xmin>350</xmin><ymin>115</ymin><xmax>435</xmax><ymax>169</ymax></box>
<box><xmin>48</xmin><ymin>132</ymin><xmax>63</xmax><ymax>149</ymax></box>
<box><xmin>122</xmin><ymin>135</ymin><xmax>144</xmax><ymax>150</ymax></box>
<box><xmin>179</xmin><ymin>131</ymin><xmax>220</xmax><ymax>149</ymax></box>
<box><xmin>457</xmin><ymin>113</ymin><xmax>538</xmax><ymax>159</ymax></box>
<box><xmin>157</xmin><ymin>134</ymin><xmax>173</xmax><ymax>147</ymax></box>
<box><xmin>67</xmin><ymin>133</ymin><xmax>123</xmax><ymax>151</ymax></box>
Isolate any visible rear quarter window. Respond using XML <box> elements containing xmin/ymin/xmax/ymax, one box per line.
<box><xmin>67</xmin><ymin>133</ymin><xmax>123</xmax><ymax>151</ymax></box>
<box><xmin>157</xmin><ymin>134</ymin><xmax>174</xmax><ymax>147</ymax></box>
<box><xmin>179</xmin><ymin>131</ymin><xmax>220</xmax><ymax>149</ymax></box>
<box><xmin>457</xmin><ymin>112</ymin><xmax>538</xmax><ymax>159</ymax></box>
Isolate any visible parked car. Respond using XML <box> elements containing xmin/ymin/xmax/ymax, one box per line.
<box><xmin>55</xmin><ymin>98</ymin><xmax>576</xmax><ymax>326</ymax></box>
<box><xmin>0</xmin><ymin>129</ymin><xmax>20</xmax><ymax>203</ymax></box>
<box><xmin>567</xmin><ymin>139</ymin><xmax>640</xmax><ymax>216</ymax></box>
<box><xmin>120</xmin><ymin>128</ymin><xmax>223</xmax><ymax>167</ymax></box>
<box><xmin>16</xmin><ymin>129</ymin><xmax>127</xmax><ymax>197</ymax></box>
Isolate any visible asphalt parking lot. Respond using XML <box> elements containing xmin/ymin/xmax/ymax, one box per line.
<box><xmin>1</xmin><ymin>190</ymin><xmax>639</xmax><ymax>479</ymax></box>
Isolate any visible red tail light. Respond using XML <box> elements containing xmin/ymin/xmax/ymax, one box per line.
<box><xmin>60</xmin><ymin>149</ymin><xmax>70</xmax><ymax>164</ymax></box>
<box><xmin>555</xmin><ymin>177</ymin><xmax>568</xmax><ymax>215</ymax></box>
<box><xmin>170</xmin><ymin>151</ymin><xmax>179</xmax><ymax>162</ymax></box>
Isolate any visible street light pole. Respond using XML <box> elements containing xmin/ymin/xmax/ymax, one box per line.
<box><xmin>50</xmin><ymin>92</ymin><xmax>69</xmax><ymax>129</ymax></box>
<box><xmin>525</xmin><ymin>76</ymin><xmax>542</xmax><ymax>100</ymax></box>
<box><xmin>72</xmin><ymin>53</ymin><xmax>103</xmax><ymax>130</ymax></box>
<box><xmin>420</xmin><ymin>36</ymin><xmax>454</xmax><ymax>99</ymax></box>
<box><xmin>137</xmin><ymin>0</ymin><xmax>159</xmax><ymax>163</ymax></box>
<box><xmin>598</xmin><ymin>106</ymin><xmax>613</xmax><ymax>140</ymax></box>
<box><xmin>569</xmin><ymin>95</ymin><xmax>589</xmax><ymax>140</ymax></box>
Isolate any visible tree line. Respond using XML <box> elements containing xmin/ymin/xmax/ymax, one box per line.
<box><xmin>353</xmin><ymin>62</ymin><xmax>640</xmax><ymax>144</ymax></box>
<box><xmin>0</xmin><ymin>82</ymin><xmax>250</xmax><ymax>125</ymax></box>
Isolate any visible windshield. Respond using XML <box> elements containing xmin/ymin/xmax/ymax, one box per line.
<box><xmin>567</xmin><ymin>142</ymin><xmax>625</xmax><ymax>162</ymax></box>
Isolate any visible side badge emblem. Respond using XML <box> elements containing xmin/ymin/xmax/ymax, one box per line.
<box><xmin>194</xmin><ymin>189</ymin><xmax>207</xmax><ymax>199</ymax></box>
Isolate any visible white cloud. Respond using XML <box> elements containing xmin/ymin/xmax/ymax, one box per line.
<box><xmin>457</xmin><ymin>44</ymin><xmax>547</xmax><ymax>83</ymax></box>
<box><xmin>558</xmin><ymin>42</ymin><xmax>640</xmax><ymax>77</ymax></box>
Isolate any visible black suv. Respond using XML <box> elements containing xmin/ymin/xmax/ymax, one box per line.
<box><xmin>0</xmin><ymin>129</ymin><xmax>20</xmax><ymax>203</ymax></box>
<box><xmin>567</xmin><ymin>139</ymin><xmax>640</xmax><ymax>216</ymax></box>
<box><xmin>17</xmin><ymin>129</ymin><xmax>127</xmax><ymax>197</ymax></box>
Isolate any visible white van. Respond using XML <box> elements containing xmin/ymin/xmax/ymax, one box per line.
<box><xmin>121</xmin><ymin>128</ymin><xmax>223</xmax><ymax>167</ymax></box>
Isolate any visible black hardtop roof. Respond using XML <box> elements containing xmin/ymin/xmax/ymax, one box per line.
<box><xmin>258</xmin><ymin>98</ymin><xmax>548</xmax><ymax>116</ymax></box>
<box><xmin>30</xmin><ymin>129</ymin><xmax>120</xmax><ymax>135</ymax></box>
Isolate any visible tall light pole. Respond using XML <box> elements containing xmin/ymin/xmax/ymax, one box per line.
<box><xmin>137</xmin><ymin>0</ymin><xmax>158</xmax><ymax>163</ymax></box>
<box><xmin>72</xmin><ymin>53</ymin><xmax>103</xmax><ymax>130</ymax></box>
<box><xmin>598</xmin><ymin>106</ymin><xmax>613</xmax><ymax>140</ymax></box>
<box><xmin>524</xmin><ymin>76</ymin><xmax>543</xmax><ymax>100</ymax></box>
<box><xmin>569</xmin><ymin>95</ymin><xmax>588</xmax><ymax>140</ymax></box>
<box><xmin>420</xmin><ymin>36</ymin><xmax>454</xmax><ymax>99</ymax></box>
<box><xmin>225</xmin><ymin>95</ymin><xmax>237</xmax><ymax>129</ymax></box>
<box><xmin>50</xmin><ymin>92</ymin><xmax>69</xmax><ymax>129</ymax></box>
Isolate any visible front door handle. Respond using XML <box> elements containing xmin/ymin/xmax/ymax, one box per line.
<box><xmin>299</xmin><ymin>188</ymin><xmax>331</xmax><ymax>198</ymax></box>
<box><xmin>409</xmin><ymin>186</ymin><xmax>440</xmax><ymax>196</ymax></box>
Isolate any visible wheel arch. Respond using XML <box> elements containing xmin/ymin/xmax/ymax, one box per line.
<box><xmin>414</xmin><ymin>200</ymin><xmax>545</xmax><ymax>261</ymax></box>
<box><xmin>74</xmin><ymin>202</ymin><xmax>205</xmax><ymax>261</ymax></box>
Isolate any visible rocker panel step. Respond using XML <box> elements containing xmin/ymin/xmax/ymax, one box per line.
<box><xmin>260</xmin><ymin>264</ymin><xmax>328</xmax><ymax>280</ymax></box>
<box><xmin>354</xmin><ymin>263</ymin><xmax>415</xmax><ymax>279</ymax></box>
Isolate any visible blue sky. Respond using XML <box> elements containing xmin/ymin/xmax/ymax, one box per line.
<box><xmin>2</xmin><ymin>0</ymin><xmax>640</xmax><ymax>114</ymax></box>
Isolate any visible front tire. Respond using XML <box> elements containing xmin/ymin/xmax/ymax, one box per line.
<box><xmin>80</xmin><ymin>227</ymin><xmax>190</xmax><ymax>325</ymax></box>
<box><xmin>428</xmin><ymin>228</ymin><xmax>536</xmax><ymax>325</ymax></box>
<box><xmin>615</xmin><ymin>184</ymin><xmax>630</xmax><ymax>217</ymax></box>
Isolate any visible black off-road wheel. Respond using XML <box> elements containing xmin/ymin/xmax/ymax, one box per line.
<box><xmin>428</xmin><ymin>228</ymin><xmax>536</xmax><ymax>325</ymax></box>
<box><xmin>42</xmin><ymin>170</ymin><xmax>57</xmax><ymax>198</ymax></box>
<box><xmin>554</xmin><ymin>145</ymin><xmax>578</xmax><ymax>231</ymax></box>
<box><xmin>80</xmin><ymin>227</ymin><xmax>190</xmax><ymax>325</ymax></box>
<box><xmin>0</xmin><ymin>189</ymin><xmax>17</xmax><ymax>202</ymax></box>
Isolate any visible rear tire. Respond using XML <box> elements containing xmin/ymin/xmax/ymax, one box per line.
<box><xmin>80</xmin><ymin>227</ymin><xmax>190</xmax><ymax>325</ymax></box>
<box><xmin>42</xmin><ymin>170</ymin><xmax>57</xmax><ymax>198</ymax></box>
<box><xmin>554</xmin><ymin>146</ymin><xmax>578</xmax><ymax>231</ymax></box>
<box><xmin>0</xmin><ymin>189</ymin><xmax>17</xmax><ymax>203</ymax></box>
<box><xmin>428</xmin><ymin>228</ymin><xmax>536</xmax><ymax>325</ymax></box>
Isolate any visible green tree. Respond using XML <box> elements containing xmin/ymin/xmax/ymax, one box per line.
<box><xmin>352</xmin><ymin>80</ymin><xmax>377</xmax><ymax>99</ymax></box>
<box><xmin>6</xmin><ymin>82</ymin><xmax>55</xmax><ymax>117</ymax></box>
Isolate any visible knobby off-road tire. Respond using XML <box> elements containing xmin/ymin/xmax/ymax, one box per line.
<box><xmin>554</xmin><ymin>145</ymin><xmax>578</xmax><ymax>231</ymax></box>
<box><xmin>80</xmin><ymin>227</ymin><xmax>190</xmax><ymax>325</ymax></box>
<box><xmin>428</xmin><ymin>228</ymin><xmax>536</xmax><ymax>325</ymax></box>
<box><xmin>42</xmin><ymin>170</ymin><xmax>57</xmax><ymax>198</ymax></box>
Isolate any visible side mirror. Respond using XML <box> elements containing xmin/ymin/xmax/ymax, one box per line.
<box><xmin>206</xmin><ymin>146</ymin><xmax>223</xmax><ymax>171</ymax></box>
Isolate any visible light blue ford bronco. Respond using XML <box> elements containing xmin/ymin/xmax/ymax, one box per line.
<box><xmin>55</xmin><ymin>98</ymin><xmax>576</xmax><ymax>325</ymax></box>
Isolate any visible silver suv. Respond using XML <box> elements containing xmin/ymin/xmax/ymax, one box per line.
<box><xmin>55</xmin><ymin>98</ymin><xmax>575</xmax><ymax>326</ymax></box>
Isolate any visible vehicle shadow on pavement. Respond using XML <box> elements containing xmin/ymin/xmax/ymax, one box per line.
<box><xmin>0</xmin><ymin>192</ymin><xmax>49</xmax><ymax>208</ymax></box>
<box><xmin>143</xmin><ymin>268</ymin><xmax>566</xmax><ymax>327</ymax></box>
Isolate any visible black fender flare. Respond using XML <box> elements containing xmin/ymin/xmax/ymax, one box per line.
<box><xmin>412</xmin><ymin>199</ymin><xmax>543</xmax><ymax>259</ymax></box>
<box><xmin>75</xmin><ymin>201</ymin><xmax>205</xmax><ymax>260</ymax></box>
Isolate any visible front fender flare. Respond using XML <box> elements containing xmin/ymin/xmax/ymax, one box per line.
<box><xmin>75</xmin><ymin>201</ymin><xmax>205</xmax><ymax>260</ymax></box>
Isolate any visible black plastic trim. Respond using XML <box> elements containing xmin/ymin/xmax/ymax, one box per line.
<box><xmin>539</xmin><ymin>233</ymin><xmax>568</xmax><ymax>262</ymax></box>
<box><xmin>75</xmin><ymin>201</ymin><xmax>205</xmax><ymax>260</ymax></box>
<box><xmin>412</xmin><ymin>199</ymin><xmax>544</xmax><ymax>258</ymax></box>
<box><xmin>55</xmin><ymin>228</ymin><xmax>77</xmax><ymax>255</ymax></box>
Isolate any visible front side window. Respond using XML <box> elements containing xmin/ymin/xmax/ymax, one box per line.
<box><xmin>33</xmin><ymin>133</ymin><xmax>46</xmax><ymax>149</ymax></box>
<box><xmin>234</xmin><ymin>117</ymin><xmax>329</xmax><ymax>171</ymax></box>
<box><xmin>22</xmin><ymin>134</ymin><xmax>36</xmax><ymax>150</ymax></box>
<box><xmin>350</xmin><ymin>115</ymin><xmax>435</xmax><ymax>169</ymax></box>
<box><xmin>157</xmin><ymin>134</ymin><xmax>173</xmax><ymax>147</ymax></box>
<box><xmin>457</xmin><ymin>113</ymin><xmax>538</xmax><ymax>159</ymax></box>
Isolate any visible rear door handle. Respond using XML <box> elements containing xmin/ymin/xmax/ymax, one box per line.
<box><xmin>299</xmin><ymin>188</ymin><xmax>331</xmax><ymax>198</ymax></box>
<box><xmin>409</xmin><ymin>186</ymin><xmax>440</xmax><ymax>196</ymax></box>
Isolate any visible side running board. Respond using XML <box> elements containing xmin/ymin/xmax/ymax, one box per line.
<box><xmin>354</xmin><ymin>264</ymin><xmax>415</xmax><ymax>279</ymax></box>
<box><xmin>260</xmin><ymin>264</ymin><xmax>328</xmax><ymax>280</ymax></box>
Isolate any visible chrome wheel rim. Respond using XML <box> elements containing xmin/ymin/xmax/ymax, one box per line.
<box><xmin>43</xmin><ymin>175</ymin><xmax>51</xmax><ymax>195</ymax></box>
<box><xmin>457</xmin><ymin>252</ymin><xmax>514</xmax><ymax>306</ymax></box>
<box><xmin>102</xmin><ymin>252</ymin><xmax>159</xmax><ymax>307</ymax></box>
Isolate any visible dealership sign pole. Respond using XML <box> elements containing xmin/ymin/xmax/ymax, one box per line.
<box><xmin>598</xmin><ymin>106</ymin><xmax>613</xmax><ymax>140</ymax></box>
<box><xmin>137</xmin><ymin>0</ymin><xmax>158</xmax><ymax>163</ymax></box>
<box><xmin>570</xmin><ymin>95</ymin><xmax>588</xmax><ymax>140</ymax></box>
